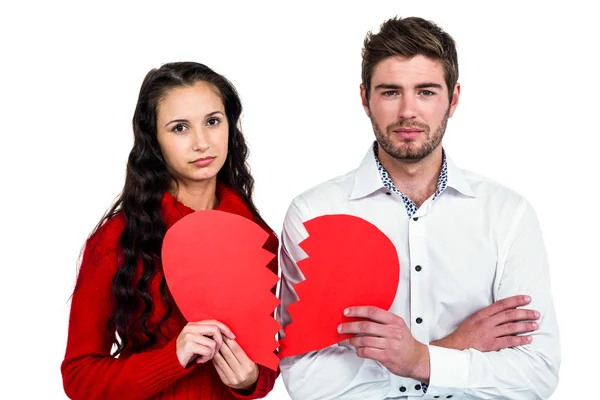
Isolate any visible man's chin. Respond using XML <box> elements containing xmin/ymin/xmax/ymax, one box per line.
<box><xmin>382</xmin><ymin>143</ymin><xmax>428</xmax><ymax>162</ymax></box>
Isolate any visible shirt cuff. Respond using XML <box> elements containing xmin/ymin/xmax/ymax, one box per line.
<box><xmin>425</xmin><ymin>344</ymin><xmax>469</xmax><ymax>397</ymax></box>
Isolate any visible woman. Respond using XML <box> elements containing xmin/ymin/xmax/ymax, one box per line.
<box><xmin>61</xmin><ymin>62</ymin><xmax>279</xmax><ymax>399</ymax></box>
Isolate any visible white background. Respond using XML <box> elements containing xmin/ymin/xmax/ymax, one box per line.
<box><xmin>1</xmin><ymin>1</ymin><xmax>597</xmax><ymax>399</ymax></box>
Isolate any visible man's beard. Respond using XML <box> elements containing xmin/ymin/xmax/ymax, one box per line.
<box><xmin>371</xmin><ymin>110</ymin><xmax>449</xmax><ymax>162</ymax></box>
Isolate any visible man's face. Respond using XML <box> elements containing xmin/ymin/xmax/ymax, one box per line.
<box><xmin>361</xmin><ymin>55</ymin><xmax>460</xmax><ymax>162</ymax></box>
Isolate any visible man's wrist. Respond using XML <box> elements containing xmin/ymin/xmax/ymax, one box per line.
<box><xmin>410</xmin><ymin>342</ymin><xmax>431</xmax><ymax>384</ymax></box>
<box><xmin>430</xmin><ymin>335</ymin><xmax>459</xmax><ymax>350</ymax></box>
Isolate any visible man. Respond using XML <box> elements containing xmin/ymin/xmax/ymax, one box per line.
<box><xmin>277</xmin><ymin>16</ymin><xmax>560</xmax><ymax>400</ymax></box>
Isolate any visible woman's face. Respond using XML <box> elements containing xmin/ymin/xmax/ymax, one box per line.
<box><xmin>156</xmin><ymin>81</ymin><xmax>229</xmax><ymax>186</ymax></box>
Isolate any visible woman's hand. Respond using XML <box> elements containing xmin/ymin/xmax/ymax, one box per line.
<box><xmin>213</xmin><ymin>338</ymin><xmax>259</xmax><ymax>390</ymax></box>
<box><xmin>176</xmin><ymin>320</ymin><xmax>235</xmax><ymax>368</ymax></box>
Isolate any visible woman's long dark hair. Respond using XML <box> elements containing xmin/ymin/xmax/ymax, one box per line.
<box><xmin>92</xmin><ymin>62</ymin><xmax>266</xmax><ymax>356</ymax></box>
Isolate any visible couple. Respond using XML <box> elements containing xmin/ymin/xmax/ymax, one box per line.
<box><xmin>61</xmin><ymin>16</ymin><xmax>560</xmax><ymax>400</ymax></box>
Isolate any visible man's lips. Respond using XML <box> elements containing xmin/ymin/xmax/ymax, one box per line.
<box><xmin>393</xmin><ymin>128</ymin><xmax>423</xmax><ymax>138</ymax></box>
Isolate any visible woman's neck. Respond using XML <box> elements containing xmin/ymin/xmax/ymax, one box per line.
<box><xmin>170</xmin><ymin>177</ymin><xmax>219</xmax><ymax>211</ymax></box>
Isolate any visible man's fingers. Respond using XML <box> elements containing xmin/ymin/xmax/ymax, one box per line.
<box><xmin>492</xmin><ymin>308</ymin><xmax>540</xmax><ymax>326</ymax></box>
<box><xmin>344</xmin><ymin>306</ymin><xmax>402</xmax><ymax>325</ymax></box>
<box><xmin>478</xmin><ymin>295</ymin><xmax>532</xmax><ymax>318</ymax></box>
<box><xmin>496</xmin><ymin>334</ymin><xmax>533</xmax><ymax>350</ymax></box>
<box><xmin>348</xmin><ymin>335</ymin><xmax>389</xmax><ymax>349</ymax></box>
<box><xmin>497</xmin><ymin>321</ymin><xmax>539</xmax><ymax>337</ymax></box>
<box><xmin>356</xmin><ymin>347</ymin><xmax>387</xmax><ymax>363</ymax></box>
<box><xmin>338</xmin><ymin>320</ymin><xmax>393</xmax><ymax>337</ymax></box>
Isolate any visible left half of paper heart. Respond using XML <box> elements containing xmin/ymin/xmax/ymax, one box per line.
<box><xmin>162</xmin><ymin>210</ymin><xmax>280</xmax><ymax>371</ymax></box>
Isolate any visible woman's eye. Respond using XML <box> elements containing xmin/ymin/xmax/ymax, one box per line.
<box><xmin>207</xmin><ymin>118</ymin><xmax>220</xmax><ymax>126</ymax></box>
<box><xmin>173</xmin><ymin>123</ymin><xmax>187</xmax><ymax>132</ymax></box>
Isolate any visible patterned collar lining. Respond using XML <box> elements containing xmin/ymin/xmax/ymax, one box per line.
<box><xmin>373</xmin><ymin>142</ymin><xmax>448</xmax><ymax>217</ymax></box>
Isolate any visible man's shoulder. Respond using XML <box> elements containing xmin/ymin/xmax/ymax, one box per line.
<box><xmin>288</xmin><ymin>169</ymin><xmax>358</xmax><ymax>213</ymax></box>
<box><xmin>460</xmin><ymin>167</ymin><xmax>532</xmax><ymax>212</ymax></box>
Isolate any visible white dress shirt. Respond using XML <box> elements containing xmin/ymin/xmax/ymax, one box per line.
<box><xmin>277</xmin><ymin>144</ymin><xmax>560</xmax><ymax>400</ymax></box>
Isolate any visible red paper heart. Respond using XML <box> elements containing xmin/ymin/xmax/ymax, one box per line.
<box><xmin>278</xmin><ymin>214</ymin><xmax>400</xmax><ymax>358</ymax></box>
<box><xmin>161</xmin><ymin>210</ymin><xmax>280</xmax><ymax>370</ymax></box>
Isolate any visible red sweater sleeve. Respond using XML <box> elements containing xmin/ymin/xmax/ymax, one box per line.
<box><xmin>61</xmin><ymin>240</ymin><xmax>193</xmax><ymax>400</ymax></box>
<box><xmin>230</xmin><ymin>364</ymin><xmax>278</xmax><ymax>399</ymax></box>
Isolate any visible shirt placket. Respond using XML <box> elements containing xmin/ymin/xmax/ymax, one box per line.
<box><xmin>386</xmin><ymin>199</ymin><xmax>432</xmax><ymax>399</ymax></box>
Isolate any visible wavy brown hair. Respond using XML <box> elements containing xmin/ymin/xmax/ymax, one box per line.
<box><xmin>92</xmin><ymin>62</ymin><xmax>266</xmax><ymax>356</ymax></box>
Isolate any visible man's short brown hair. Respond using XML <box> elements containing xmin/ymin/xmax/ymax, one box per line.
<box><xmin>362</xmin><ymin>16</ymin><xmax>459</xmax><ymax>102</ymax></box>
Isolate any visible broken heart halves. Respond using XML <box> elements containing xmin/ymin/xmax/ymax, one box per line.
<box><xmin>162</xmin><ymin>211</ymin><xmax>399</xmax><ymax>371</ymax></box>
<box><xmin>278</xmin><ymin>214</ymin><xmax>400</xmax><ymax>358</ymax></box>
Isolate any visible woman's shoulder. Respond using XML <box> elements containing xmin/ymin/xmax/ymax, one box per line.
<box><xmin>84</xmin><ymin>212</ymin><xmax>127</xmax><ymax>262</ymax></box>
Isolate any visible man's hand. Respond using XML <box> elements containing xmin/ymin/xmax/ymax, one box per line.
<box><xmin>431</xmin><ymin>295</ymin><xmax>540</xmax><ymax>351</ymax></box>
<box><xmin>339</xmin><ymin>306</ymin><xmax>430</xmax><ymax>383</ymax></box>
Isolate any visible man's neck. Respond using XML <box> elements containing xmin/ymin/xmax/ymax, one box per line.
<box><xmin>378</xmin><ymin>144</ymin><xmax>444</xmax><ymax>208</ymax></box>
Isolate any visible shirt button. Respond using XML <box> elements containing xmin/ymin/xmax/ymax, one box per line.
<box><xmin>399</xmin><ymin>386</ymin><xmax>406</xmax><ymax>392</ymax></box>
<box><xmin>415</xmin><ymin>265</ymin><xmax>422</xmax><ymax>272</ymax></box>
<box><xmin>413</xmin><ymin>217</ymin><xmax>419</xmax><ymax>221</ymax></box>
<box><xmin>416</xmin><ymin>317</ymin><xmax>423</xmax><ymax>324</ymax></box>
<box><xmin>415</xmin><ymin>384</ymin><xmax>422</xmax><ymax>390</ymax></box>
<box><xmin>434</xmin><ymin>397</ymin><xmax>440</xmax><ymax>399</ymax></box>
<box><xmin>447</xmin><ymin>396</ymin><xmax>453</xmax><ymax>398</ymax></box>
<box><xmin>386</xmin><ymin>192</ymin><xmax>391</xmax><ymax>195</ymax></box>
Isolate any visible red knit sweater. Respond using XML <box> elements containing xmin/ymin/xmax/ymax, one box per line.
<box><xmin>62</xmin><ymin>184</ymin><xmax>279</xmax><ymax>399</ymax></box>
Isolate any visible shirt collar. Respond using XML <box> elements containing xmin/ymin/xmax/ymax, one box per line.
<box><xmin>349</xmin><ymin>145</ymin><xmax>386</xmax><ymax>200</ymax></box>
<box><xmin>445</xmin><ymin>155</ymin><xmax>476</xmax><ymax>198</ymax></box>
<box><xmin>374</xmin><ymin>143</ymin><xmax>449</xmax><ymax>201</ymax></box>
<box><xmin>350</xmin><ymin>142</ymin><xmax>476</xmax><ymax>200</ymax></box>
